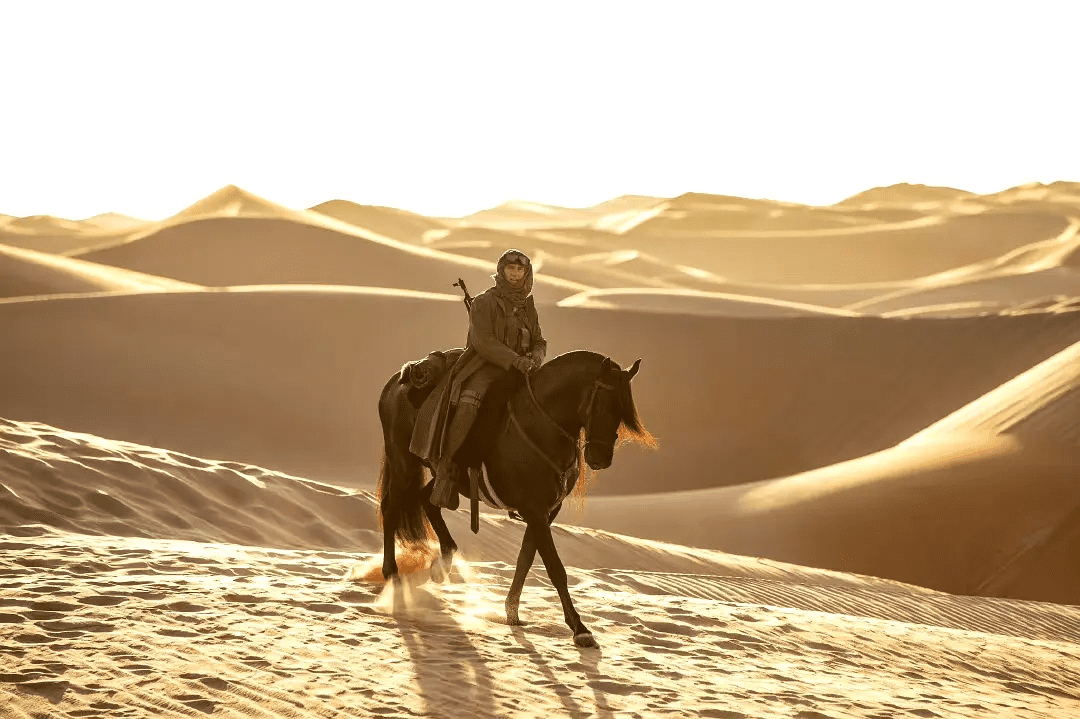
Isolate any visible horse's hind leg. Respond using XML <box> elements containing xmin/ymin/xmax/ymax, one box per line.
<box><xmin>522</xmin><ymin>509</ymin><xmax>596</xmax><ymax>648</ymax></box>
<box><xmin>381</xmin><ymin>509</ymin><xmax>399</xmax><ymax>581</ymax></box>
<box><xmin>421</xmin><ymin>481</ymin><xmax>458</xmax><ymax>582</ymax></box>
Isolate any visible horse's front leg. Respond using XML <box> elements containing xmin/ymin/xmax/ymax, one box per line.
<box><xmin>421</xmin><ymin>480</ymin><xmax>458</xmax><ymax>583</ymax></box>
<box><xmin>521</xmin><ymin>508</ymin><xmax>596</xmax><ymax>648</ymax></box>
<box><xmin>505</xmin><ymin>525</ymin><xmax>535</xmax><ymax>625</ymax></box>
<box><xmin>505</xmin><ymin>504</ymin><xmax>561</xmax><ymax>625</ymax></box>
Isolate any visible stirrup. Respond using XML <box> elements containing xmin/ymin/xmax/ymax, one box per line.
<box><xmin>430</xmin><ymin>481</ymin><xmax>459</xmax><ymax>510</ymax></box>
<box><xmin>430</xmin><ymin>468</ymin><xmax>459</xmax><ymax>510</ymax></box>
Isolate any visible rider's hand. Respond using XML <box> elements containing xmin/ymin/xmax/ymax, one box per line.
<box><xmin>529</xmin><ymin>355</ymin><xmax>542</xmax><ymax>372</ymax></box>
<box><xmin>511</xmin><ymin>356</ymin><xmax>533</xmax><ymax>374</ymax></box>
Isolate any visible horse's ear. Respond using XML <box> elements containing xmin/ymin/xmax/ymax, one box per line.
<box><xmin>600</xmin><ymin>357</ymin><xmax>614</xmax><ymax>374</ymax></box>
<box><xmin>627</xmin><ymin>358</ymin><xmax>641</xmax><ymax>380</ymax></box>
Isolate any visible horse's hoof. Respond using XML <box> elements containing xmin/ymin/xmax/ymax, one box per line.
<box><xmin>574</xmin><ymin>631</ymin><xmax>599</xmax><ymax>648</ymax></box>
<box><xmin>430</xmin><ymin>554</ymin><xmax>452</xmax><ymax>583</ymax></box>
<box><xmin>506</xmin><ymin>616</ymin><xmax>524</xmax><ymax>626</ymax></box>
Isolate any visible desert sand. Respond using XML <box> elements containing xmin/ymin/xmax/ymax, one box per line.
<box><xmin>4</xmin><ymin>182</ymin><xmax>1080</xmax><ymax>717</ymax></box>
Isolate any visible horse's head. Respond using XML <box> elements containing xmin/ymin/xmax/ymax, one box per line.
<box><xmin>581</xmin><ymin>357</ymin><xmax>642</xmax><ymax>470</ymax></box>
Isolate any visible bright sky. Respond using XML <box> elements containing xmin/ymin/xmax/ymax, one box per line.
<box><xmin>2</xmin><ymin>1</ymin><xmax>1078</xmax><ymax>220</ymax></box>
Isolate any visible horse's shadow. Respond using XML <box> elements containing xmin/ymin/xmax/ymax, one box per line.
<box><xmin>509</xmin><ymin>626</ymin><xmax>613</xmax><ymax>719</ymax></box>
<box><xmin>387</xmin><ymin>580</ymin><xmax>501</xmax><ymax>718</ymax></box>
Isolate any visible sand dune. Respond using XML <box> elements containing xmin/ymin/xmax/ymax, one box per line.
<box><xmin>423</xmin><ymin>230</ymin><xmax>730</xmax><ymax>291</ymax></box>
<box><xmin>80</xmin><ymin>212</ymin><xmax>147</xmax><ymax>230</ymax></box>
<box><xmin>846</xmin><ymin>215</ymin><xmax>1080</xmax><ymax>313</ymax></box>
<box><xmin>0</xmin><ymin>216</ymin><xmax>131</xmax><ymax>255</ymax></box>
<box><xmin>70</xmin><ymin>186</ymin><xmax>589</xmax><ymax>303</ymax></box>
<box><xmin>4</xmin><ymin>288</ymin><xmax>1080</xmax><ymax>498</ymax></box>
<box><xmin>4</xmin><ymin>419</ymin><xmax>1080</xmax><ymax>718</ymax></box>
<box><xmin>0</xmin><ymin>243</ymin><xmax>198</xmax><ymax>299</ymax></box>
<box><xmin>619</xmin><ymin>208</ymin><xmax>1075</xmax><ymax>284</ymax></box>
<box><xmin>835</xmin><ymin>182</ymin><xmax>977</xmax><ymax>206</ymax></box>
<box><xmin>602</xmin><ymin>191</ymin><xmax>884</xmax><ymax>237</ymax></box>
<box><xmin>422</xmin><ymin>225</ymin><xmax>600</xmax><ymax>256</ymax></box>
<box><xmin>308</xmin><ymin>199</ymin><xmax>447</xmax><ymax>243</ymax></box>
<box><xmin>453</xmin><ymin>198</ymin><xmax>657</xmax><ymax>231</ymax></box>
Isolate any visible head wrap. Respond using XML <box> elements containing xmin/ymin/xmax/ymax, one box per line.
<box><xmin>493</xmin><ymin>248</ymin><xmax>533</xmax><ymax>307</ymax></box>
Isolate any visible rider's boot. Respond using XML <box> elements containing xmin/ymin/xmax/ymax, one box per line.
<box><xmin>430</xmin><ymin>402</ymin><xmax>479</xmax><ymax>510</ymax></box>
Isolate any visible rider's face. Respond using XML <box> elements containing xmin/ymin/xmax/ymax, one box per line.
<box><xmin>504</xmin><ymin>263</ymin><xmax>526</xmax><ymax>286</ymax></box>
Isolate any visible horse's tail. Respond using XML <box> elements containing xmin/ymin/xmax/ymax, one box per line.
<box><xmin>377</xmin><ymin>383</ymin><xmax>434</xmax><ymax>548</ymax></box>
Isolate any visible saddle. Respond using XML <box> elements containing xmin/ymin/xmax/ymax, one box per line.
<box><xmin>400</xmin><ymin>348</ymin><xmax>524</xmax><ymax>531</ymax></box>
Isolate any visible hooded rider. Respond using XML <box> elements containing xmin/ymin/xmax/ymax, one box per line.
<box><xmin>429</xmin><ymin>248</ymin><xmax>546</xmax><ymax>509</ymax></box>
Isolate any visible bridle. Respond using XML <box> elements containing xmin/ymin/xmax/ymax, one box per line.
<box><xmin>575</xmin><ymin>375</ymin><xmax>617</xmax><ymax>452</ymax></box>
<box><xmin>506</xmin><ymin>367</ymin><xmax>618</xmax><ymax>485</ymax></box>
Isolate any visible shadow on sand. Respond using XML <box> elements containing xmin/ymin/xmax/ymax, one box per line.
<box><xmin>510</xmin><ymin>625</ymin><xmax>613</xmax><ymax>719</ymax></box>
<box><xmin>387</xmin><ymin>578</ymin><xmax>502</xmax><ymax>718</ymax></box>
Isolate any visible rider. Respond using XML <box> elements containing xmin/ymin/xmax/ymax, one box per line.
<box><xmin>429</xmin><ymin>248</ymin><xmax>546</xmax><ymax>509</ymax></box>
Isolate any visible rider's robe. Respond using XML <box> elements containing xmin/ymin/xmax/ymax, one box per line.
<box><xmin>409</xmin><ymin>287</ymin><xmax>547</xmax><ymax>463</ymax></box>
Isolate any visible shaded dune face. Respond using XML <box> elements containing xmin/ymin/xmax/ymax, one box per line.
<box><xmin>2</xmin><ymin>291</ymin><xmax>1080</xmax><ymax>497</ymax></box>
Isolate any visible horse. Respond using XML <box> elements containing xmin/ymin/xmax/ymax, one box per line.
<box><xmin>376</xmin><ymin>349</ymin><xmax>654</xmax><ymax>647</ymax></box>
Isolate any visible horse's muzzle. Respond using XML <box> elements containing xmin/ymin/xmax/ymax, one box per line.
<box><xmin>584</xmin><ymin>444</ymin><xmax>614</xmax><ymax>471</ymax></box>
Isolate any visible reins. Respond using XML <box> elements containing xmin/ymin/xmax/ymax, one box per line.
<box><xmin>506</xmin><ymin>370</ymin><xmax>616</xmax><ymax>488</ymax></box>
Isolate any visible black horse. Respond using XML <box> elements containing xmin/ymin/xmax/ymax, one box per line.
<box><xmin>376</xmin><ymin>349</ymin><xmax>654</xmax><ymax>647</ymax></box>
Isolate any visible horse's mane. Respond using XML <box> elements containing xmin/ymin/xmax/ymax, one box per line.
<box><xmin>542</xmin><ymin>351</ymin><xmax>658</xmax><ymax>508</ymax></box>
<box><xmin>541</xmin><ymin>350</ymin><xmax>655</xmax><ymax>442</ymax></box>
